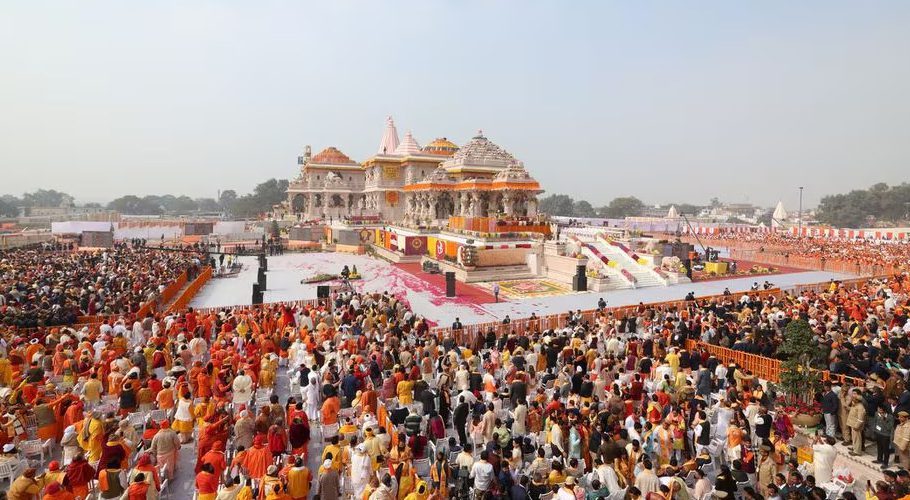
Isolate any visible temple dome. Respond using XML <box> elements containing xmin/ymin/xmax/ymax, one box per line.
<box><xmin>450</xmin><ymin>130</ymin><xmax>515</xmax><ymax>167</ymax></box>
<box><xmin>493</xmin><ymin>161</ymin><xmax>534</xmax><ymax>182</ymax></box>
<box><xmin>421</xmin><ymin>137</ymin><xmax>459</xmax><ymax>157</ymax></box>
<box><xmin>311</xmin><ymin>147</ymin><xmax>357</xmax><ymax>165</ymax></box>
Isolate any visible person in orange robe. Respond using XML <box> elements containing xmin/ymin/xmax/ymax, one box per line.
<box><xmin>196</xmin><ymin>463</ymin><xmax>220</xmax><ymax>500</ymax></box>
<box><xmin>242</xmin><ymin>434</ymin><xmax>274</xmax><ymax>480</ymax></box>
<box><xmin>134</xmin><ymin>453</ymin><xmax>161</xmax><ymax>491</ymax></box>
<box><xmin>321</xmin><ymin>394</ymin><xmax>341</xmax><ymax>426</ymax></box>
<box><xmin>42</xmin><ymin>482</ymin><xmax>74</xmax><ymax>500</ymax></box>
<box><xmin>63</xmin><ymin>452</ymin><xmax>96</xmax><ymax>500</ymax></box>
<box><xmin>198</xmin><ymin>440</ymin><xmax>228</xmax><ymax>479</ymax></box>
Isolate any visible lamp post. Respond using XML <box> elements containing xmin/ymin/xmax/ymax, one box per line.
<box><xmin>798</xmin><ymin>186</ymin><xmax>804</xmax><ymax>237</ymax></box>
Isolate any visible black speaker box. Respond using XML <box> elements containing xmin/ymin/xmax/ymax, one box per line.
<box><xmin>317</xmin><ymin>285</ymin><xmax>330</xmax><ymax>299</ymax></box>
<box><xmin>445</xmin><ymin>272</ymin><xmax>456</xmax><ymax>297</ymax></box>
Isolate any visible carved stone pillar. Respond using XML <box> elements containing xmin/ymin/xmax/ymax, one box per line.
<box><xmin>502</xmin><ymin>192</ymin><xmax>514</xmax><ymax>216</ymax></box>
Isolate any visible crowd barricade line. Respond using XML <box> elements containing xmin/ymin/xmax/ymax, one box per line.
<box><xmin>685</xmin><ymin>339</ymin><xmax>866</xmax><ymax>387</ymax></box>
<box><xmin>431</xmin><ymin>287</ymin><xmax>785</xmax><ymax>347</ymax></box>
<box><xmin>167</xmin><ymin>267</ymin><xmax>213</xmax><ymax>313</ymax></box>
<box><xmin>191</xmin><ymin>297</ymin><xmax>331</xmax><ymax>316</ymax></box>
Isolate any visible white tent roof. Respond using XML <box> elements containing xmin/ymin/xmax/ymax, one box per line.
<box><xmin>666</xmin><ymin>205</ymin><xmax>680</xmax><ymax>219</ymax></box>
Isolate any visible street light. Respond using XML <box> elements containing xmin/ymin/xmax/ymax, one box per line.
<box><xmin>798</xmin><ymin>186</ymin><xmax>804</xmax><ymax>237</ymax></box>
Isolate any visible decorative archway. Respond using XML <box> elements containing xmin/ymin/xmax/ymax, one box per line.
<box><xmin>291</xmin><ymin>194</ymin><xmax>307</xmax><ymax>213</ymax></box>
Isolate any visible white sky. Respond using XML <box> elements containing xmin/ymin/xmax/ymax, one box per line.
<box><xmin>1</xmin><ymin>1</ymin><xmax>908</xmax><ymax>208</ymax></box>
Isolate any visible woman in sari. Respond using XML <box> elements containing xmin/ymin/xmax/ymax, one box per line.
<box><xmin>614</xmin><ymin>447</ymin><xmax>635</xmax><ymax>488</ymax></box>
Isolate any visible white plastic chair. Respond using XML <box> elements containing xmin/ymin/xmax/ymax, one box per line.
<box><xmin>0</xmin><ymin>461</ymin><xmax>16</xmax><ymax>484</ymax></box>
<box><xmin>322</xmin><ymin>422</ymin><xmax>340</xmax><ymax>440</ymax></box>
<box><xmin>413</xmin><ymin>457</ymin><xmax>431</xmax><ymax>478</ymax></box>
<box><xmin>21</xmin><ymin>439</ymin><xmax>45</xmax><ymax>466</ymax></box>
<box><xmin>148</xmin><ymin>409</ymin><xmax>168</xmax><ymax>424</ymax></box>
<box><xmin>128</xmin><ymin>412</ymin><xmax>146</xmax><ymax>431</ymax></box>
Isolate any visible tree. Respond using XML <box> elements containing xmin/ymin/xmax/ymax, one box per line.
<box><xmin>0</xmin><ymin>199</ymin><xmax>19</xmax><ymax>218</ymax></box>
<box><xmin>538</xmin><ymin>194</ymin><xmax>576</xmax><ymax>217</ymax></box>
<box><xmin>219</xmin><ymin>190</ymin><xmax>238</xmax><ymax>213</ymax></box>
<box><xmin>776</xmin><ymin>319</ymin><xmax>822</xmax><ymax>403</ymax></box>
<box><xmin>21</xmin><ymin>189</ymin><xmax>72</xmax><ymax>207</ymax></box>
<box><xmin>107</xmin><ymin>195</ymin><xmax>164</xmax><ymax>215</ymax></box>
<box><xmin>195</xmin><ymin>198</ymin><xmax>220</xmax><ymax>212</ymax></box>
<box><xmin>602</xmin><ymin>196</ymin><xmax>644</xmax><ymax>218</ymax></box>
<box><xmin>817</xmin><ymin>182</ymin><xmax>910</xmax><ymax>228</ymax></box>
<box><xmin>228</xmin><ymin>179</ymin><xmax>290</xmax><ymax>218</ymax></box>
<box><xmin>572</xmin><ymin>200</ymin><xmax>596</xmax><ymax>218</ymax></box>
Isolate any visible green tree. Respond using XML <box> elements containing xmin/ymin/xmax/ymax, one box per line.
<box><xmin>817</xmin><ymin>182</ymin><xmax>910</xmax><ymax>227</ymax></box>
<box><xmin>219</xmin><ymin>190</ymin><xmax>238</xmax><ymax>214</ymax></box>
<box><xmin>21</xmin><ymin>189</ymin><xmax>72</xmax><ymax>207</ymax></box>
<box><xmin>195</xmin><ymin>198</ymin><xmax>220</xmax><ymax>212</ymax></box>
<box><xmin>538</xmin><ymin>194</ymin><xmax>576</xmax><ymax>216</ymax></box>
<box><xmin>107</xmin><ymin>195</ymin><xmax>164</xmax><ymax>215</ymax></box>
<box><xmin>602</xmin><ymin>196</ymin><xmax>644</xmax><ymax>218</ymax></box>
<box><xmin>776</xmin><ymin>319</ymin><xmax>822</xmax><ymax>403</ymax></box>
<box><xmin>0</xmin><ymin>198</ymin><xmax>19</xmax><ymax>217</ymax></box>
<box><xmin>572</xmin><ymin>200</ymin><xmax>596</xmax><ymax>218</ymax></box>
<box><xmin>229</xmin><ymin>179</ymin><xmax>290</xmax><ymax>218</ymax></box>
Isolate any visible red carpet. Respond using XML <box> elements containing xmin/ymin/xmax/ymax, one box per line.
<box><xmin>393</xmin><ymin>263</ymin><xmax>501</xmax><ymax>305</ymax></box>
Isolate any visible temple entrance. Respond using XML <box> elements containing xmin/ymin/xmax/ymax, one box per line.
<box><xmin>435</xmin><ymin>193</ymin><xmax>455</xmax><ymax>219</ymax></box>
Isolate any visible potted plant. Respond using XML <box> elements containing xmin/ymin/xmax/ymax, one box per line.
<box><xmin>776</xmin><ymin>319</ymin><xmax>823</xmax><ymax>427</ymax></box>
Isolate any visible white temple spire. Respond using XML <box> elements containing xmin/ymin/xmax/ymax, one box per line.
<box><xmin>772</xmin><ymin>201</ymin><xmax>787</xmax><ymax>220</ymax></box>
<box><xmin>394</xmin><ymin>130</ymin><xmax>422</xmax><ymax>156</ymax></box>
<box><xmin>378</xmin><ymin>116</ymin><xmax>400</xmax><ymax>155</ymax></box>
<box><xmin>666</xmin><ymin>205</ymin><xmax>680</xmax><ymax>219</ymax></box>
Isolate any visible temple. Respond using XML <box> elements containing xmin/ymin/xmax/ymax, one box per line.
<box><xmin>286</xmin><ymin>117</ymin><xmax>542</xmax><ymax>223</ymax></box>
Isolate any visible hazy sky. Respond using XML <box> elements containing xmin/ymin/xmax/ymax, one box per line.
<box><xmin>2</xmin><ymin>1</ymin><xmax>908</xmax><ymax>209</ymax></box>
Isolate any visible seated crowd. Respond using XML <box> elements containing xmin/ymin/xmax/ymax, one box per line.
<box><xmin>693</xmin><ymin>233</ymin><xmax>910</xmax><ymax>271</ymax></box>
<box><xmin>0</xmin><ymin>244</ymin><xmax>204</xmax><ymax>328</ymax></box>
<box><xmin>0</xmin><ymin>251</ymin><xmax>908</xmax><ymax>500</ymax></box>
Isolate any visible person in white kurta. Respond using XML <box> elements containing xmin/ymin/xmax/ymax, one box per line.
<box><xmin>129</xmin><ymin>321</ymin><xmax>145</xmax><ymax>349</ymax></box>
<box><xmin>350</xmin><ymin>443</ymin><xmax>373</xmax><ymax>498</ymax></box>
<box><xmin>597</xmin><ymin>463</ymin><xmax>622</xmax><ymax>494</ymax></box>
<box><xmin>714</xmin><ymin>404</ymin><xmax>733</xmax><ymax>440</ymax></box>
<box><xmin>812</xmin><ymin>436</ymin><xmax>837</xmax><ymax>484</ymax></box>
<box><xmin>304</xmin><ymin>370</ymin><xmax>320</xmax><ymax>420</ymax></box>
<box><xmin>232</xmin><ymin>371</ymin><xmax>253</xmax><ymax>405</ymax></box>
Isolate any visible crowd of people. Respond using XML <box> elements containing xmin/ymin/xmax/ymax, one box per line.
<box><xmin>692</xmin><ymin>233</ymin><xmax>910</xmax><ymax>272</ymax></box>
<box><xmin>0</xmin><ymin>244</ymin><xmax>204</xmax><ymax>328</ymax></box>
<box><xmin>0</xmin><ymin>239</ymin><xmax>908</xmax><ymax>500</ymax></box>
